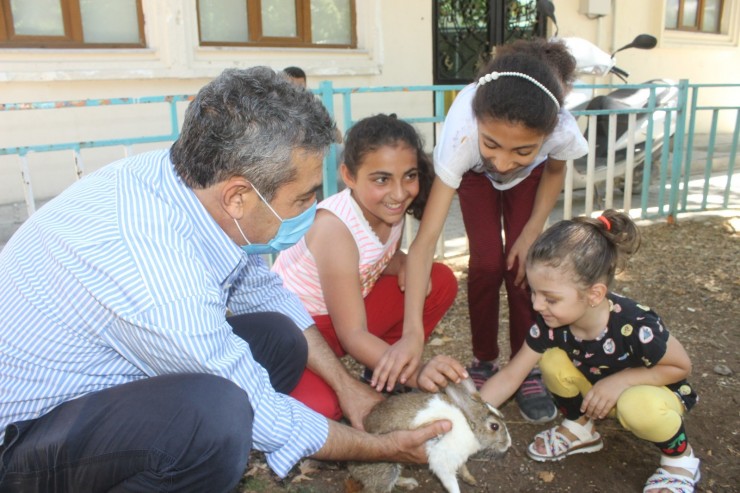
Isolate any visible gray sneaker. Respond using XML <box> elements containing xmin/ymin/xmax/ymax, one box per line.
<box><xmin>466</xmin><ymin>358</ymin><xmax>500</xmax><ymax>390</ymax></box>
<box><xmin>515</xmin><ymin>369</ymin><xmax>558</xmax><ymax>423</ymax></box>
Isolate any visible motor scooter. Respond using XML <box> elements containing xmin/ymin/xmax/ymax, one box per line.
<box><xmin>537</xmin><ymin>0</ymin><xmax>679</xmax><ymax>191</ymax></box>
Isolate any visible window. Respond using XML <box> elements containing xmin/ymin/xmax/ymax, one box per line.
<box><xmin>665</xmin><ymin>0</ymin><xmax>724</xmax><ymax>33</ymax></box>
<box><xmin>197</xmin><ymin>0</ymin><xmax>356</xmax><ymax>48</ymax></box>
<box><xmin>0</xmin><ymin>0</ymin><xmax>145</xmax><ymax>48</ymax></box>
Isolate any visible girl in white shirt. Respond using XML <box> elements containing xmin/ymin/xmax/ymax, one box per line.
<box><xmin>397</xmin><ymin>39</ymin><xmax>588</xmax><ymax>423</ymax></box>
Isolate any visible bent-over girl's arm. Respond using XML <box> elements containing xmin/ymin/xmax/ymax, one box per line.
<box><xmin>507</xmin><ymin>158</ymin><xmax>566</xmax><ymax>286</ymax></box>
<box><xmin>371</xmin><ymin>177</ymin><xmax>458</xmax><ymax>391</ymax></box>
<box><xmin>402</xmin><ymin>177</ymin><xmax>457</xmax><ymax>337</ymax></box>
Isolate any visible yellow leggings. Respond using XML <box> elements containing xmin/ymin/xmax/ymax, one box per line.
<box><xmin>540</xmin><ymin>348</ymin><xmax>686</xmax><ymax>443</ymax></box>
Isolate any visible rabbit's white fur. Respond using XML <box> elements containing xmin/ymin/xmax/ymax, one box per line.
<box><xmin>349</xmin><ymin>378</ymin><xmax>510</xmax><ymax>493</ymax></box>
<box><xmin>412</xmin><ymin>395</ymin><xmax>484</xmax><ymax>493</ymax></box>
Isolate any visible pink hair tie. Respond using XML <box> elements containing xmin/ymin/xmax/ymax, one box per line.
<box><xmin>598</xmin><ymin>216</ymin><xmax>611</xmax><ymax>231</ymax></box>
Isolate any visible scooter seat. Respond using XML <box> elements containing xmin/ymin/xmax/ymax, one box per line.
<box><xmin>588</xmin><ymin>79</ymin><xmax>677</xmax><ymax>110</ymax></box>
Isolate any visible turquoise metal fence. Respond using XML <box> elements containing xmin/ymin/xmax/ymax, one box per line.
<box><xmin>1</xmin><ymin>82</ymin><xmax>737</xmax><ymax>250</ymax></box>
<box><xmin>0</xmin><ymin>95</ymin><xmax>193</xmax><ymax>217</ymax></box>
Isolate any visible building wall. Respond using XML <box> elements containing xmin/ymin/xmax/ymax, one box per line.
<box><xmin>0</xmin><ymin>0</ymin><xmax>738</xmax><ymax>205</ymax></box>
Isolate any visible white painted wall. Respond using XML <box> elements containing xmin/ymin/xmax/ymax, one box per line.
<box><xmin>0</xmin><ymin>0</ymin><xmax>738</xmax><ymax>207</ymax></box>
<box><xmin>0</xmin><ymin>0</ymin><xmax>433</xmax><ymax>205</ymax></box>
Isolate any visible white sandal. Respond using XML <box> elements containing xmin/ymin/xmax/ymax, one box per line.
<box><xmin>526</xmin><ymin>418</ymin><xmax>604</xmax><ymax>462</ymax></box>
<box><xmin>643</xmin><ymin>453</ymin><xmax>701</xmax><ymax>493</ymax></box>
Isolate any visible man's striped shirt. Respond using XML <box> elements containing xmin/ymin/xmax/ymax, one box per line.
<box><xmin>0</xmin><ymin>149</ymin><xmax>327</xmax><ymax>477</ymax></box>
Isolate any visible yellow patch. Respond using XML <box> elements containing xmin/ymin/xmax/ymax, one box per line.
<box><xmin>621</xmin><ymin>324</ymin><xmax>633</xmax><ymax>336</ymax></box>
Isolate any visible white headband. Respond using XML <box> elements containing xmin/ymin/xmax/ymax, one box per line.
<box><xmin>476</xmin><ymin>71</ymin><xmax>560</xmax><ymax>110</ymax></box>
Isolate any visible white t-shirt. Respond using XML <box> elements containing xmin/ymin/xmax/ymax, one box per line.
<box><xmin>433</xmin><ymin>83</ymin><xmax>588</xmax><ymax>190</ymax></box>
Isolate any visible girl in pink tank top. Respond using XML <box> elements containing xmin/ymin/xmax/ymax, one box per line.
<box><xmin>273</xmin><ymin>114</ymin><xmax>460</xmax><ymax>419</ymax></box>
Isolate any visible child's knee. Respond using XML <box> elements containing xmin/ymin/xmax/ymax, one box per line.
<box><xmin>430</xmin><ymin>262</ymin><xmax>458</xmax><ymax>305</ymax></box>
<box><xmin>616</xmin><ymin>386</ymin><xmax>682</xmax><ymax>440</ymax></box>
<box><xmin>540</xmin><ymin>348</ymin><xmax>570</xmax><ymax>371</ymax></box>
<box><xmin>289</xmin><ymin>371</ymin><xmax>343</xmax><ymax>421</ymax></box>
<box><xmin>539</xmin><ymin>349</ymin><xmax>583</xmax><ymax>396</ymax></box>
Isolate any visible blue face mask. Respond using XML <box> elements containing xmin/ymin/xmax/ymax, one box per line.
<box><xmin>233</xmin><ymin>185</ymin><xmax>316</xmax><ymax>255</ymax></box>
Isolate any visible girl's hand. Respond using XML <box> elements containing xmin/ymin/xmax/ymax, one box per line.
<box><xmin>581</xmin><ymin>375</ymin><xmax>630</xmax><ymax>420</ymax></box>
<box><xmin>371</xmin><ymin>335</ymin><xmax>424</xmax><ymax>392</ymax></box>
<box><xmin>415</xmin><ymin>355</ymin><xmax>468</xmax><ymax>393</ymax></box>
<box><xmin>506</xmin><ymin>226</ymin><xmax>539</xmax><ymax>288</ymax></box>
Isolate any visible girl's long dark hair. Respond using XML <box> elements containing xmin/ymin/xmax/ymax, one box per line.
<box><xmin>343</xmin><ymin>114</ymin><xmax>433</xmax><ymax>220</ymax></box>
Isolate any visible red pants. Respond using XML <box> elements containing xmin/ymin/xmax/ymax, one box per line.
<box><xmin>289</xmin><ymin>262</ymin><xmax>458</xmax><ymax>420</ymax></box>
<box><xmin>457</xmin><ymin>167</ymin><xmax>543</xmax><ymax>362</ymax></box>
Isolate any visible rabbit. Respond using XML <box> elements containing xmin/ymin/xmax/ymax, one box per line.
<box><xmin>348</xmin><ymin>377</ymin><xmax>511</xmax><ymax>493</ymax></box>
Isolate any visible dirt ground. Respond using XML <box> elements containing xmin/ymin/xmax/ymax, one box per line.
<box><xmin>239</xmin><ymin>213</ymin><xmax>739</xmax><ymax>493</ymax></box>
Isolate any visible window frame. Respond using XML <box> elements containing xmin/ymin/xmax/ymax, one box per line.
<box><xmin>196</xmin><ymin>0</ymin><xmax>357</xmax><ymax>49</ymax></box>
<box><xmin>667</xmin><ymin>0</ymin><xmax>725</xmax><ymax>33</ymax></box>
<box><xmin>0</xmin><ymin>0</ymin><xmax>146</xmax><ymax>48</ymax></box>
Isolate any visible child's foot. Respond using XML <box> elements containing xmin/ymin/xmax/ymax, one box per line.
<box><xmin>643</xmin><ymin>450</ymin><xmax>700</xmax><ymax>493</ymax></box>
<box><xmin>466</xmin><ymin>358</ymin><xmax>499</xmax><ymax>390</ymax></box>
<box><xmin>515</xmin><ymin>368</ymin><xmax>558</xmax><ymax>423</ymax></box>
<box><xmin>527</xmin><ymin>417</ymin><xmax>603</xmax><ymax>461</ymax></box>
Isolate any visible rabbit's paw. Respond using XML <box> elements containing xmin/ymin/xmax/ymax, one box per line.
<box><xmin>459</xmin><ymin>463</ymin><xmax>477</xmax><ymax>486</ymax></box>
<box><xmin>395</xmin><ymin>476</ymin><xmax>419</xmax><ymax>490</ymax></box>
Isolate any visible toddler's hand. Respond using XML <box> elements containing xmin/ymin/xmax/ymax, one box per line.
<box><xmin>581</xmin><ymin>377</ymin><xmax>628</xmax><ymax>419</ymax></box>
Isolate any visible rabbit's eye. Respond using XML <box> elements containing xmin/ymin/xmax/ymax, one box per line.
<box><xmin>489</xmin><ymin>423</ymin><xmax>499</xmax><ymax>432</ymax></box>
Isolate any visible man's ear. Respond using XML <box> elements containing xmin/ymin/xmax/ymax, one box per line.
<box><xmin>339</xmin><ymin>163</ymin><xmax>356</xmax><ymax>189</ymax></box>
<box><xmin>222</xmin><ymin>176</ymin><xmax>253</xmax><ymax>220</ymax></box>
<box><xmin>588</xmin><ymin>282</ymin><xmax>608</xmax><ymax>307</ymax></box>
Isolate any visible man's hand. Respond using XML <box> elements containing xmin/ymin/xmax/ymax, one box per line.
<box><xmin>415</xmin><ymin>355</ymin><xmax>469</xmax><ymax>393</ymax></box>
<box><xmin>382</xmin><ymin>420</ymin><xmax>453</xmax><ymax>464</ymax></box>
<box><xmin>303</xmin><ymin>326</ymin><xmax>383</xmax><ymax>429</ymax></box>
<box><xmin>312</xmin><ymin>419</ymin><xmax>452</xmax><ymax>463</ymax></box>
<box><xmin>335</xmin><ymin>378</ymin><xmax>385</xmax><ymax>430</ymax></box>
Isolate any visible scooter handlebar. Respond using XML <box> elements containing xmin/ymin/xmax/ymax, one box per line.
<box><xmin>610</xmin><ymin>66</ymin><xmax>630</xmax><ymax>80</ymax></box>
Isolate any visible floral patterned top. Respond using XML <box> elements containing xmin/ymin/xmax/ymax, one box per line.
<box><xmin>526</xmin><ymin>292</ymin><xmax>697</xmax><ymax>410</ymax></box>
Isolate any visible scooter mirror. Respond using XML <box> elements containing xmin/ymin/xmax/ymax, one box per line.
<box><xmin>536</xmin><ymin>0</ymin><xmax>556</xmax><ymax>21</ymax></box>
<box><xmin>536</xmin><ymin>0</ymin><xmax>558</xmax><ymax>35</ymax></box>
<box><xmin>612</xmin><ymin>34</ymin><xmax>658</xmax><ymax>55</ymax></box>
<box><xmin>632</xmin><ymin>34</ymin><xmax>658</xmax><ymax>49</ymax></box>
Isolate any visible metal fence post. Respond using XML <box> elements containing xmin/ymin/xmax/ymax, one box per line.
<box><xmin>668</xmin><ymin>79</ymin><xmax>689</xmax><ymax>217</ymax></box>
<box><xmin>319</xmin><ymin>80</ymin><xmax>338</xmax><ymax>198</ymax></box>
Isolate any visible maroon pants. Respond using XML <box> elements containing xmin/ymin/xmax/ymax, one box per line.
<box><xmin>457</xmin><ymin>167</ymin><xmax>543</xmax><ymax>361</ymax></box>
<box><xmin>289</xmin><ymin>262</ymin><xmax>458</xmax><ymax>420</ymax></box>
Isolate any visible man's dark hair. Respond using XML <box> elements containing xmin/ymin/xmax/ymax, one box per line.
<box><xmin>170</xmin><ymin>67</ymin><xmax>335</xmax><ymax>200</ymax></box>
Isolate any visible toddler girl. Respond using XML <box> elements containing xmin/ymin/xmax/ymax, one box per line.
<box><xmin>478</xmin><ymin>209</ymin><xmax>700</xmax><ymax>492</ymax></box>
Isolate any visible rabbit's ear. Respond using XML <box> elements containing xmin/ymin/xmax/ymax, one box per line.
<box><xmin>443</xmin><ymin>378</ymin><xmax>478</xmax><ymax>414</ymax></box>
<box><xmin>485</xmin><ymin>402</ymin><xmax>504</xmax><ymax>419</ymax></box>
<box><xmin>458</xmin><ymin>377</ymin><xmax>478</xmax><ymax>395</ymax></box>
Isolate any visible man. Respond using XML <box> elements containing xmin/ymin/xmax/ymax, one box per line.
<box><xmin>0</xmin><ymin>67</ymin><xmax>451</xmax><ymax>492</ymax></box>
<box><xmin>282</xmin><ymin>65</ymin><xmax>307</xmax><ymax>88</ymax></box>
